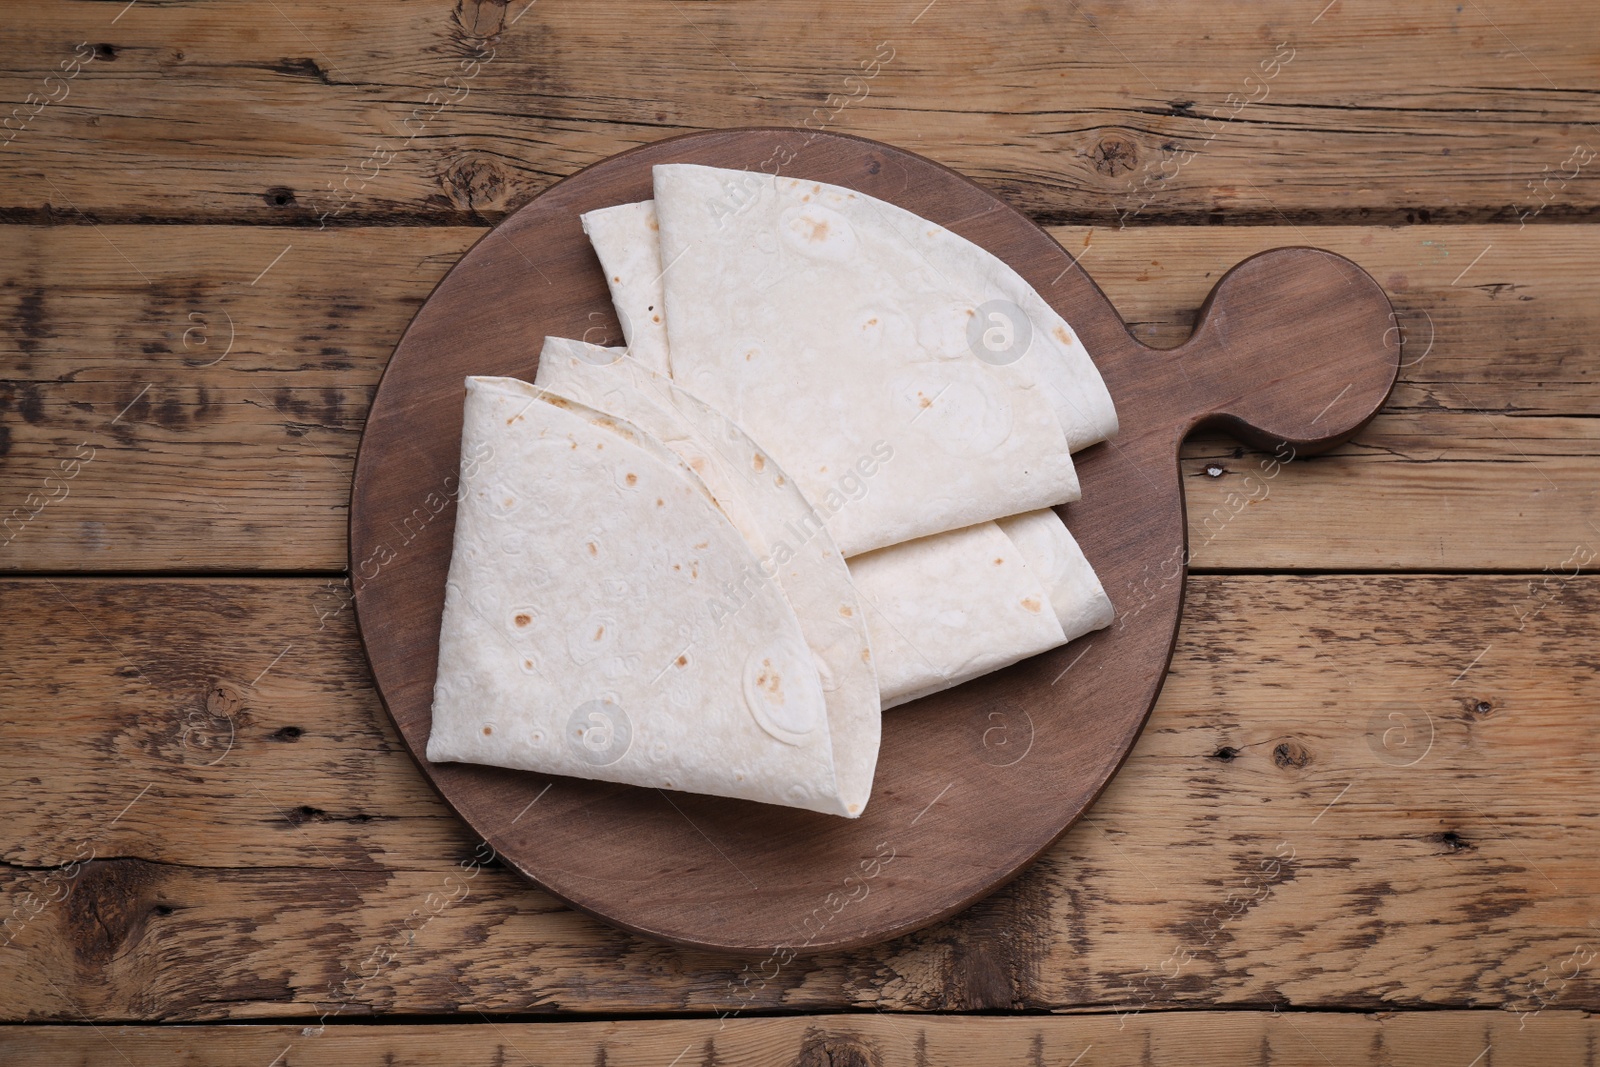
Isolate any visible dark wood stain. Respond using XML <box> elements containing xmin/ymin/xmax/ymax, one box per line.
<box><xmin>269</xmin><ymin>57</ymin><xmax>333</xmax><ymax>84</ymax></box>
<box><xmin>14</xmin><ymin>383</ymin><xmax>44</xmax><ymax>425</ymax></box>
<box><xmin>62</xmin><ymin>858</ymin><xmax>158</xmax><ymax>965</ymax></box>
<box><xmin>936</xmin><ymin>870</ymin><xmax>1050</xmax><ymax>1009</ymax></box>
<box><xmin>12</xmin><ymin>290</ymin><xmax>47</xmax><ymax>356</ymax></box>
<box><xmin>1461</xmin><ymin>879</ymin><xmax>1533</xmax><ymax>926</ymax></box>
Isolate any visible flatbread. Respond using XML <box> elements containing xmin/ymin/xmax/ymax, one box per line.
<box><xmin>852</xmin><ymin>509</ymin><xmax>1112</xmax><ymax>709</ymax></box>
<box><xmin>652</xmin><ymin>164</ymin><xmax>1091</xmax><ymax>556</ymax></box>
<box><xmin>535</xmin><ymin>339</ymin><xmax>767</xmax><ymax>550</ymax></box>
<box><xmin>536</xmin><ymin>337</ymin><xmax>1115</xmax><ymax>709</ymax></box>
<box><xmin>533</xmin><ymin>338</ymin><xmax>879</xmax><ymax>800</ymax></box>
<box><xmin>845</xmin><ymin>520</ymin><xmax>1064</xmax><ymax>709</ymax></box>
<box><xmin>427</xmin><ymin>375</ymin><xmax>876</xmax><ymax>817</ymax></box>
<box><xmin>579</xmin><ymin>201</ymin><xmax>671</xmax><ymax>374</ymax></box>
<box><xmin>996</xmin><ymin>509</ymin><xmax>1114</xmax><ymax>638</ymax></box>
<box><xmin>587</xmin><ymin>193</ymin><xmax>1116</xmax><ymax>451</ymax></box>
<box><xmin>850</xmin><ymin>509</ymin><xmax>1111</xmax><ymax>710</ymax></box>
<box><xmin>577</xmin><ymin>197</ymin><xmax>1114</xmax><ymax>603</ymax></box>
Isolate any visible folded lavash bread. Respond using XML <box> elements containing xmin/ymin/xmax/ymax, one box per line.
<box><xmin>577</xmin><ymin>196</ymin><xmax>1117</xmax><ymax>644</ymax></box>
<box><xmin>426</xmin><ymin>375</ymin><xmax>877</xmax><ymax>817</ymax></box>
<box><xmin>529</xmin><ymin>339</ymin><xmax>881</xmax><ymax>721</ymax></box>
<box><xmin>648</xmin><ymin>164</ymin><xmax>1104</xmax><ymax>557</ymax></box>
<box><xmin>846</xmin><ymin>522</ymin><xmax>1062</xmax><ymax>709</ymax></box>
<box><xmin>581</xmin><ymin>190</ymin><xmax>1118</xmax><ymax>455</ymax></box>
<box><xmin>580</xmin><ymin>201</ymin><xmax>671</xmax><ymax>375</ymax></box>
<box><xmin>996</xmin><ymin>509</ymin><xmax>1115</xmax><ymax>639</ymax></box>
<box><xmin>851</xmin><ymin>512</ymin><xmax>1110</xmax><ymax>708</ymax></box>
<box><xmin>534</xmin><ymin>337</ymin><xmax>1111</xmax><ymax>709</ymax></box>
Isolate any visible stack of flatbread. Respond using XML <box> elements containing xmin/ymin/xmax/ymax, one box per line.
<box><xmin>426</xmin><ymin>164</ymin><xmax>1117</xmax><ymax>818</ymax></box>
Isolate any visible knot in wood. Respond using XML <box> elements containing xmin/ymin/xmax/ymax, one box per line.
<box><xmin>1089</xmin><ymin>136</ymin><xmax>1139</xmax><ymax>176</ymax></box>
<box><xmin>794</xmin><ymin>1028</ymin><xmax>880</xmax><ymax>1067</ymax></box>
<box><xmin>1273</xmin><ymin>739</ymin><xmax>1312</xmax><ymax>769</ymax></box>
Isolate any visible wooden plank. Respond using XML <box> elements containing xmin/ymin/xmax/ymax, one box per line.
<box><xmin>0</xmin><ymin>226</ymin><xmax>472</xmax><ymax>570</ymax></box>
<box><xmin>3</xmin><ymin>224</ymin><xmax>1596</xmax><ymax>572</ymax></box>
<box><xmin>2</xmin><ymin>0</ymin><xmax>1597</xmax><ymax>225</ymax></box>
<box><xmin>3</xmin><ymin>1012</ymin><xmax>1597</xmax><ymax>1066</ymax></box>
<box><xmin>3</xmin><ymin>575</ymin><xmax>1596</xmax><ymax>1019</ymax></box>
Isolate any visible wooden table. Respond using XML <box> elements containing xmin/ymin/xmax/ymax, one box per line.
<box><xmin>3</xmin><ymin>1</ymin><xmax>1596</xmax><ymax>1063</ymax></box>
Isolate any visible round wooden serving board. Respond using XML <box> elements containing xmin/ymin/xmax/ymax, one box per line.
<box><xmin>350</xmin><ymin>129</ymin><xmax>1401</xmax><ymax>954</ymax></box>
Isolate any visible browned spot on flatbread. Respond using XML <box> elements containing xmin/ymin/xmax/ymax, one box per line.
<box><xmin>482</xmin><ymin>726</ymin><xmax>493</xmax><ymax>735</ymax></box>
<box><xmin>593</xmin><ymin>625</ymin><xmax>605</xmax><ymax>640</ymax></box>
<box><xmin>1021</xmin><ymin>597</ymin><xmax>1042</xmax><ymax>613</ymax></box>
<box><xmin>753</xmin><ymin>660</ymin><xmax>784</xmax><ymax>704</ymax></box>
<box><xmin>514</xmin><ymin>613</ymin><xmax>531</xmax><ymax>627</ymax></box>
<box><xmin>861</xmin><ymin>647</ymin><xmax>872</xmax><ymax>663</ymax></box>
<box><xmin>676</xmin><ymin>655</ymin><xmax>688</xmax><ymax>667</ymax></box>
<box><xmin>1053</xmin><ymin>325</ymin><xmax>1074</xmax><ymax>345</ymax></box>
<box><xmin>656</xmin><ymin>498</ymin><xmax>664</xmax><ymax>507</ymax></box>
<box><xmin>839</xmin><ymin>605</ymin><xmax>853</xmax><ymax>618</ymax></box>
<box><xmin>586</xmin><ymin>542</ymin><xmax>598</xmax><ymax>556</ymax></box>
<box><xmin>625</xmin><ymin>472</ymin><xmax>637</xmax><ymax>486</ymax></box>
<box><xmin>993</xmin><ymin>557</ymin><xmax>1004</xmax><ymax>565</ymax></box>
<box><xmin>753</xmin><ymin>454</ymin><xmax>765</xmax><ymax>472</ymax></box>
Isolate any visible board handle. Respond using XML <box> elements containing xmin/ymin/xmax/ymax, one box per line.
<box><xmin>1168</xmin><ymin>247</ymin><xmax>1401</xmax><ymax>454</ymax></box>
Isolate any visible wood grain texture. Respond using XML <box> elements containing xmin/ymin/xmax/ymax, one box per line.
<box><xmin>3</xmin><ymin>574</ymin><xmax>1594</xmax><ymax>1018</ymax></box>
<box><xmin>4</xmin><ymin>223</ymin><xmax>1595</xmax><ymax>573</ymax></box>
<box><xmin>4</xmin><ymin>1012</ymin><xmax>1598</xmax><ymax>1066</ymax></box>
<box><xmin>347</xmin><ymin>127</ymin><xmax>1396</xmax><ymax>952</ymax></box>
<box><xmin>2</xmin><ymin>1</ymin><xmax>1596</xmax><ymax>225</ymax></box>
<box><xmin>0</xmin><ymin>0</ymin><xmax>1591</xmax><ymax>1046</ymax></box>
